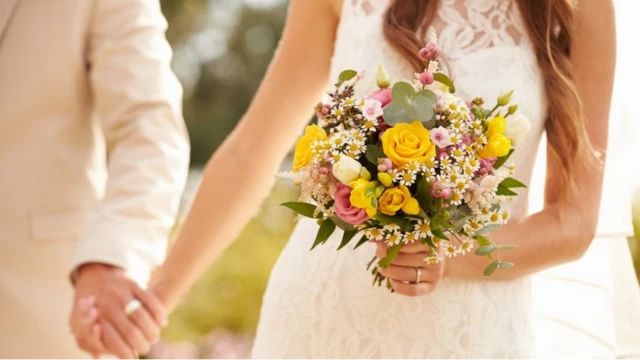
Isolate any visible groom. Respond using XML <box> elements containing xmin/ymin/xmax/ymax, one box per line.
<box><xmin>0</xmin><ymin>0</ymin><xmax>189</xmax><ymax>357</ymax></box>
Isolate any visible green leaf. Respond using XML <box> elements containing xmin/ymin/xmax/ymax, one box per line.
<box><xmin>365</xmin><ymin>145</ymin><xmax>386</xmax><ymax>165</ymax></box>
<box><xmin>382</xmin><ymin>103</ymin><xmax>412</xmax><ymax>125</ymax></box>
<box><xmin>475</xmin><ymin>235</ymin><xmax>491</xmax><ymax>247</ymax></box>
<box><xmin>437</xmin><ymin>216</ymin><xmax>454</xmax><ymax>229</ymax></box>
<box><xmin>374</xmin><ymin>213</ymin><xmax>411</xmax><ymax>230</ymax></box>
<box><xmin>471</xmin><ymin>106</ymin><xmax>485</xmax><ymax>120</ymax></box>
<box><xmin>338</xmin><ymin>230</ymin><xmax>358</xmax><ymax>250</ymax></box>
<box><xmin>493</xmin><ymin>149</ymin><xmax>515</xmax><ymax>169</ymax></box>
<box><xmin>498</xmin><ymin>261</ymin><xmax>514</xmax><ymax>269</ymax></box>
<box><xmin>378</xmin><ymin>244</ymin><xmax>403</xmax><ymax>268</ymax></box>
<box><xmin>421</xmin><ymin>235</ymin><xmax>437</xmax><ymax>248</ymax></box>
<box><xmin>416</xmin><ymin>177</ymin><xmax>433</xmax><ymax>212</ymax></box>
<box><xmin>281</xmin><ymin>202</ymin><xmax>317</xmax><ymax>218</ymax></box>
<box><xmin>429</xmin><ymin>221</ymin><xmax>449</xmax><ymax>240</ymax></box>
<box><xmin>476</xmin><ymin>223</ymin><xmax>503</xmax><ymax>235</ymax></box>
<box><xmin>337</xmin><ymin>70</ymin><xmax>357</xmax><ymax>86</ymax></box>
<box><xmin>499</xmin><ymin>177</ymin><xmax>527</xmax><ymax>189</ymax></box>
<box><xmin>496</xmin><ymin>185</ymin><xmax>518</xmax><ymax>196</ymax></box>
<box><xmin>475</xmin><ymin>245</ymin><xmax>497</xmax><ymax>256</ymax></box>
<box><xmin>416</xmin><ymin>89</ymin><xmax>438</xmax><ymax>104</ymax></box>
<box><xmin>311</xmin><ymin>220</ymin><xmax>336</xmax><ymax>250</ymax></box>
<box><xmin>406</xmin><ymin>96</ymin><xmax>435</xmax><ymax>122</ymax></box>
<box><xmin>354</xmin><ymin>235</ymin><xmax>370</xmax><ymax>250</ymax></box>
<box><xmin>484</xmin><ymin>261</ymin><xmax>500</xmax><ymax>276</ymax></box>
<box><xmin>391</xmin><ymin>81</ymin><xmax>416</xmax><ymax>108</ymax></box>
<box><xmin>496</xmin><ymin>244</ymin><xmax>518</xmax><ymax>251</ymax></box>
<box><xmin>332</xmin><ymin>216</ymin><xmax>357</xmax><ymax>232</ymax></box>
<box><xmin>434</xmin><ymin>73</ymin><xmax>456</xmax><ymax>93</ymax></box>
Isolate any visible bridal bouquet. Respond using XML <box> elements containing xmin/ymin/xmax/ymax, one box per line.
<box><xmin>281</xmin><ymin>31</ymin><xmax>531</xmax><ymax>285</ymax></box>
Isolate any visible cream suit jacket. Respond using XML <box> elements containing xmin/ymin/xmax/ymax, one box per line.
<box><xmin>0</xmin><ymin>0</ymin><xmax>189</xmax><ymax>357</ymax></box>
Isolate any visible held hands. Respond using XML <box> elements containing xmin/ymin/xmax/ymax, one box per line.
<box><xmin>375</xmin><ymin>241</ymin><xmax>446</xmax><ymax>297</ymax></box>
<box><xmin>69</xmin><ymin>263</ymin><xmax>167</xmax><ymax>359</ymax></box>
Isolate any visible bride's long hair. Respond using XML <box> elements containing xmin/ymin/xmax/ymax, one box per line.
<box><xmin>383</xmin><ymin>0</ymin><xmax>594</xmax><ymax>201</ymax></box>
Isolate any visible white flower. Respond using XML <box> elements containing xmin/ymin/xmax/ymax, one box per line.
<box><xmin>395</xmin><ymin>170</ymin><xmax>417</xmax><ymax>186</ymax></box>
<box><xmin>386</xmin><ymin>232</ymin><xmax>403</xmax><ymax>246</ymax></box>
<box><xmin>414</xmin><ymin>220</ymin><xmax>432</xmax><ymax>239</ymax></box>
<box><xmin>480</xmin><ymin>175</ymin><xmax>500</xmax><ymax>192</ymax></box>
<box><xmin>430</xmin><ymin>126</ymin><xmax>452</xmax><ymax>148</ymax></box>
<box><xmin>332</xmin><ymin>155</ymin><xmax>362</xmax><ymax>184</ymax></box>
<box><xmin>458</xmin><ymin>239</ymin><xmax>474</xmax><ymax>254</ymax></box>
<box><xmin>362</xmin><ymin>98</ymin><xmax>384</xmax><ymax>121</ymax></box>
<box><xmin>444</xmin><ymin>243</ymin><xmax>460</xmax><ymax>258</ymax></box>
<box><xmin>505</xmin><ymin>114</ymin><xmax>531</xmax><ymax>146</ymax></box>
<box><xmin>405</xmin><ymin>232</ymin><xmax>420</xmax><ymax>244</ymax></box>
<box><xmin>364</xmin><ymin>228</ymin><xmax>384</xmax><ymax>242</ymax></box>
<box><xmin>424</xmin><ymin>255</ymin><xmax>441</xmax><ymax>264</ymax></box>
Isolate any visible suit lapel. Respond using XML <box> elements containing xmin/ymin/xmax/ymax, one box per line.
<box><xmin>0</xmin><ymin>0</ymin><xmax>18</xmax><ymax>46</ymax></box>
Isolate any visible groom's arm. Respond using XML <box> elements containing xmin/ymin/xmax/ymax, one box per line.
<box><xmin>71</xmin><ymin>0</ymin><xmax>189</xmax><ymax>285</ymax></box>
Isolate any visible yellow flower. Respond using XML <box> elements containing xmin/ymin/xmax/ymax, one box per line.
<box><xmin>486</xmin><ymin>116</ymin><xmax>506</xmax><ymax>138</ymax></box>
<box><xmin>381</xmin><ymin>121</ymin><xmax>436</xmax><ymax>167</ymax></box>
<box><xmin>478</xmin><ymin>134</ymin><xmax>511</xmax><ymax>158</ymax></box>
<box><xmin>378</xmin><ymin>172</ymin><xmax>393</xmax><ymax>187</ymax></box>
<box><xmin>349</xmin><ymin>178</ymin><xmax>379</xmax><ymax>217</ymax></box>
<box><xmin>378</xmin><ymin>185</ymin><xmax>420</xmax><ymax>216</ymax></box>
<box><xmin>293</xmin><ymin>124</ymin><xmax>327</xmax><ymax>171</ymax></box>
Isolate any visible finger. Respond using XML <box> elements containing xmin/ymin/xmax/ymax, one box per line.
<box><xmin>102</xmin><ymin>320</ymin><xmax>136</xmax><ymax>359</ymax></box>
<box><xmin>133</xmin><ymin>286</ymin><xmax>167</xmax><ymax>328</ymax></box>
<box><xmin>128</xmin><ymin>307</ymin><xmax>161</xmax><ymax>343</ymax></box>
<box><xmin>105</xmin><ymin>305</ymin><xmax>151</xmax><ymax>355</ymax></box>
<box><xmin>83</xmin><ymin>307</ymin><xmax>99</xmax><ymax>325</ymax></box>
<box><xmin>378</xmin><ymin>265</ymin><xmax>422</xmax><ymax>283</ymax></box>
<box><xmin>89</xmin><ymin>323</ymin><xmax>106</xmax><ymax>358</ymax></box>
<box><xmin>77</xmin><ymin>296</ymin><xmax>96</xmax><ymax>313</ymax></box>
<box><xmin>397</xmin><ymin>241</ymin><xmax>433</xmax><ymax>254</ymax></box>
<box><xmin>390</xmin><ymin>279</ymin><xmax>435</xmax><ymax>297</ymax></box>
<box><xmin>390</xmin><ymin>251</ymin><xmax>434</xmax><ymax>267</ymax></box>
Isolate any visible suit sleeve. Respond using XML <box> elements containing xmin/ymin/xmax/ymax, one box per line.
<box><xmin>71</xmin><ymin>0</ymin><xmax>190</xmax><ymax>284</ymax></box>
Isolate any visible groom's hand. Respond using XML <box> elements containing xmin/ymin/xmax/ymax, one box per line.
<box><xmin>73</xmin><ymin>263</ymin><xmax>167</xmax><ymax>358</ymax></box>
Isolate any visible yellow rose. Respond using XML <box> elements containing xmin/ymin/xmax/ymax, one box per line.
<box><xmin>293</xmin><ymin>124</ymin><xmax>327</xmax><ymax>171</ymax></box>
<box><xmin>486</xmin><ymin>116</ymin><xmax>506</xmax><ymax>138</ymax></box>
<box><xmin>381</xmin><ymin>121</ymin><xmax>436</xmax><ymax>167</ymax></box>
<box><xmin>378</xmin><ymin>185</ymin><xmax>420</xmax><ymax>216</ymax></box>
<box><xmin>349</xmin><ymin>178</ymin><xmax>379</xmax><ymax>217</ymax></box>
<box><xmin>479</xmin><ymin>134</ymin><xmax>512</xmax><ymax>158</ymax></box>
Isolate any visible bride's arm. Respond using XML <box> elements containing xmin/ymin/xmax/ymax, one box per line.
<box><xmin>446</xmin><ymin>0</ymin><xmax>616</xmax><ymax>280</ymax></box>
<box><xmin>149</xmin><ymin>0</ymin><xmax>340</xmax><ymax>309</ymax></box>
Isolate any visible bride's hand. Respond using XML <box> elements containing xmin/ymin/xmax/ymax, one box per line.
<box><xmin>375</xmin><ymin>242</ymin><xmax>446</xmax><ymax>297</ymax></box>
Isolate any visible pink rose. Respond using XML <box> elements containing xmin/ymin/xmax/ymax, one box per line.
<box><xmin>334</xmin><ymin>183</ymin><xmax>369</xmax><ymax>225</ymax></box>
<box><xmin>369</xmin><ymin>88</ymin><xmax>392</xmax><ymax>107</ymax></box>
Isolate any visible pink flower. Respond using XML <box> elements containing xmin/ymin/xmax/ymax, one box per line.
<box><xmin>419</xmin><ymin>71</ymin><xmax>435</xmax><ymax>85</ymax></box>
<box><xmin>430</xmin><ymin>126</ymin><xmax>452</xmax><ymax>148</ymax></box>
<box><xmin>369</xmin><ymin>88</ymin><xmax>392</xmax><ymax>107</ymax></box>
<box><xmin>418</xmin><ymin>48</ymin><xmax>431</xmax><ymax>61</ymax></box>
<box><xmin>431</xmin><ymin>181</ymin><xmax>451</xmax><ymax>199</ymax></box>
<box><xmin>334</xmin><ymin>183</ymin><xmax>369</xmax><ymax>225</ymax></box>
<box><xmin>362</xmin><ymin>99</ymin><xmax>383</xmax><ymax>120</ymax></box>
<box><xmin>461</xmin><ymin>134</ymin><xmax>472</xmax><ymax>145</ymax></box>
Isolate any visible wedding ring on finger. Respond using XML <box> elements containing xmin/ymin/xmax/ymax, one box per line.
<box><xmin>124</xmin><ymin>299</ymin><xmax>142</xmax><ymax>316</ymax></box>
<box><xmin>414</xmin><ymin>267</ymin><xmax>422</xmax><ymax>284</ymax></box>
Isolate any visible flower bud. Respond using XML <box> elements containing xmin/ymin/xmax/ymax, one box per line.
<box><xmin>376</xmin><ymin>64</ymin><xmax>391</xmax><ymax>89</ymax></box>
<box><xmin>507</xmin><ymin>104</ymin><xmax>519</xmax><ymax>115</ymax></box>
<box><xmin>332</xmin><ymin>156</ymin><xmax>363</xmax><ymax>185</ymax></box>
<box><xmin>497</xmin><ymin>90</ymin><xmax>514</xmax><ymax>106</ymax></box>
<box><xmin>378</xmin><ymin>172</ymin><xmax>394</xmax><ymax>188</ymax></box>
<box><xmin>419</xmin><ymin>71</ymin><xmax>435</xmax><ymax>85</ymax></box>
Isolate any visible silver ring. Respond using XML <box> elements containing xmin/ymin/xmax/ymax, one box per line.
<box><xmin>414</xmin><ymin>267</ymin><xmax>422</xmax><ymax>284</ymax></box>
<box><xmin>124</xmin><ymin>299</ymin><xmax>142</xmax><ymax>316</ymax></box>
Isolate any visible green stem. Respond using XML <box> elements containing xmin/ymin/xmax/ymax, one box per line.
<box><xmin>485</xmin><ymin>104</ymin><xmax>500</xmax><ymax>118</ymax></box>
<box><xmin>366</xmin><ymin>255</ymin><xmax>377</xmax><ymax>270</ymax></box>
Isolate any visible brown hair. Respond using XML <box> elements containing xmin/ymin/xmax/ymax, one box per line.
<box><xmin>383</xmin><ymin>0</ymin><xmax>594</xmax><ymax>201</ymax></box>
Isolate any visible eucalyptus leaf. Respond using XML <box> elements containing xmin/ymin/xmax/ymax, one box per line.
<box><xmin>496</xmin><ymin>185</ymin><xmax>518</xmax><ymax>196</ymax></box>
<box><xmin>365</xmin><ymin>145</ymin><xmax>386</xmax><ymax>165</ymax></box>
<box><xmin>437</xmin><ymin>216</ymin><xmax>454</xmax><ymax>229</ymax></box>
<box><xmin>391</xmin><ymin>81</ymin><xmax>416</xmax><ymax>108</ymax></box>
<box><xmin>496</xmin><ymin>244</ymin><xmax>518</xmax><ymax>251</ymax></box>
<box><xmin>422</xmin><ymin>117</ymin><xmax>436</xmax><ymax>129</ymax></box>
<box><xmin>475</xmin><ymin>235</ymin><xmax>491</xmax><ymax>247</ymax></box>
<box><xmin>338</xmin><ymin>230</ymin><xmax>358</xmax><ymax>250</ymax></box>
<box><xmin>498</xmin><ymin>261</ymin><xmax>514</xmax><ymax>269</ymax></box>
<box><xmin>354</xmin><ymin>235</ymin><xmax>370</xmax><ymax>250</ymax></box>
<box><xmin>281</xmin><ymin>202</ymin><xmax>317</xmax><ymax>218</ymax></box>
<box><xmin>337</xmin><ymin>70</ymin><xmax>357</xmax><ymax>86</ymax></box>
<box><xmin>499</xmin><ymin>177</ymin><xmax>527</xmax><ymax>189</ymax></box>
<box><xmin>475</xmin><ymin>245</ymin><xmax>497</xmax><ymax>256</ymax></box>
<box><xmin>416</xmin><ymin>89</ymin><xmax>438</xmax><ymax>104</ymax></box>
<box><xmin>489</xmin><ymin>203</ymin><xmax>501</xmax><ymax>213</ymax></box>
<box><xmin>434</xmin><ymin>73</ymin><xmax>456</xmax><ymax>93</ymax></box>
<box><xmin>378</xmin><ymin>244</ymin><xmax>403</xmax><ymax>268</ymax></box>
<box><xmin>406</xmin><ymin>96</ymin><xmax>435</xmax><ymax>122</ymax></box>
<box><xmin>476</xmin><ymin>223</ymin><xmax>503</xmax><ymax>235</ymax></box>
<box><xmin>484</xmin><ymin>261</ymin><xmax>500</xmax><ymax>276</ymax></box>
<box><xmin>493</xmin><ymin>149</ymin><xmax>515</xmax><ymax>169</ymax></box>
<box><xmin>382</xmin><ymin>102</ymin><xmax>412</xmax><ymax>125</ymax></box>
<box><xmin>311</xmin><ymin>219</ymin><xmax>336</xmax><ymax>250</ymax></box>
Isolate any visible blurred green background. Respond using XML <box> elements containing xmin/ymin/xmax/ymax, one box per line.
<box><xmin>151</xmin><ymin>0</ymin><xmax>640</xmax><ymax>358</ymax></box>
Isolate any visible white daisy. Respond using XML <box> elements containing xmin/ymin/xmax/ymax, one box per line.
<box><xmin>395</xmin><ymin>170</ymin><xmax>417</xmax><ymax>186</ymax></box>
<box><xmin>361</xmin><ymin>118</ymin><xmax>379</xmax><ymax>133</ymax></box>
<box><xmin>424</xmin><ymin>255</ymin><xmax>441</xmax><ymax>264</ymax></box>
<box><xmin>386</xmin><ymin>232</ymin><xmax>404</xmax><ymax>246</ymax></box>
<box><xmin>364</xmin><ymin>228</ymin><xmax>384</xmax><ymax>242</ymax></box>
<box><xmin>458</xmin><ymin>238</ymin><xmax>475</xmax><ymax>255</ymax></box>
<box><xmin>404</xmin><ymin>231</ymin><xmax>420</xmax><ymax>244</ymax></box>
<box><xmin>414</xmin><ymin>220</ymin><xmax>432</xmax><ymax>239</ymax></box>
<box><xmin>444</xmin><ymin>243</ymin><xmax>461</xmax><ymax>258</ymax></box>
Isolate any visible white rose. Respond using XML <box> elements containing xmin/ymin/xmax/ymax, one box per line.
<box><xmin>332</xmin><ymin>156</ymin><xmax>363</xmax><ymax>185</ymax></box>
<box><xmin>505</xmin><ymin>114</ymin><xmax>531</xmax><ymax>146</ymax></box>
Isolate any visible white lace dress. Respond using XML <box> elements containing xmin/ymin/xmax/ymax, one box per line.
<box><xmin>251</xmin><ymin>0</ymin><xmax>639</xmax><ymax>358</ymax></box>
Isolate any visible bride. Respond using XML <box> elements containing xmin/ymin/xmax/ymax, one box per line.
<box><xmin>72</xmin><ymin>0</ymin><xmax>638</xmax><ymax>358</ymax></box>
